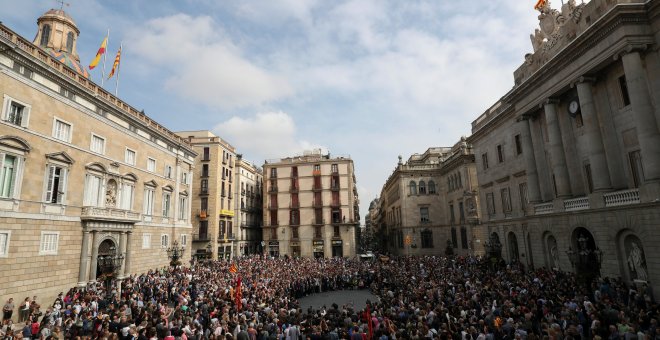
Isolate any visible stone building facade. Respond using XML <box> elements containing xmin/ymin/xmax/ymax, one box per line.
<box><xmin>0</xmin><ymin>10</ymin><xmax>195</xmax><ymax>308</ymax></box>
<box><xmin>262</xmin><ymin>151</ymin><xmax>359</xmax><ymax>258</ymax></box>
<box><xmin>468</xmin><ymin>0</ymin><xmax>660</xmax><ymax>293</ymax></box>
<box><xmin>234</xmin><ymin>155</ymin><xmax>263</xmax><ymax>255</ymax></box>
<box><xmin>375</xmin><ymin>141</ymin><xmax>483</xmax><ymax>257</ymax></box>
<box><xmin>175</xmin><ymin>131</ymin><xmax>237</xmax><ymax>260</ymax></box>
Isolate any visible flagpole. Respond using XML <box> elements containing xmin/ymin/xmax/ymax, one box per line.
<box><xmin>101</xmin><ymin>29</ymin><xmax>109</xmax><ymax>86</ymax></box>
<box><xmin>114</xmin><ymin>42</ymin><xmax>122</xmax><ymax>97</ymax></box>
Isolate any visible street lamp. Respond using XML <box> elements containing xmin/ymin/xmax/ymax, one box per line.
<box><xmin>166</xmin><ymin>240</ymin><xmax>185</xmax><ymax>267</ymax></box>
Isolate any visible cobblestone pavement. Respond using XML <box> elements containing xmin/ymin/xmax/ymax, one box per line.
<box><xmin>297</xmin><ymin>289</ymin><xmax>377</xmax><ymax>312</ymax></box>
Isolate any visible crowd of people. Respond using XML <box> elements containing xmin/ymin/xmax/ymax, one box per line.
<box><xmin>0</xmin><ymin>255</ymin><xmax>657</xmax><ymax>340</ymax></box>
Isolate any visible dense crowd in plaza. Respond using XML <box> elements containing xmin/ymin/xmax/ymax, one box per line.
<box><xmin>1</xmin><ymin>255</ymin><xmax>657</xmax><ymax>340</ymax></box>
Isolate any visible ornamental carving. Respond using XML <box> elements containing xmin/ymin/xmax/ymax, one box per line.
<box><xmin>528</xmin><ymin>0</ymin><xmax>586</xmax><ymax>58</ymax></box>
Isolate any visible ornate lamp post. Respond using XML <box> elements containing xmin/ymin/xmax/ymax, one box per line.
<box><xmin>566</xmin><ymin>234</ymin><xmax>603</xmax><ymax>292</ymax></box>
<box><xmin>166</xmin><ymin>240</ymin><xmax>185</xmax><ymax>267</ymax></box>
<box><xmin>97</xmin><ymin>247</ymin><xmax>124</xmax><ymax>299</ymax></box>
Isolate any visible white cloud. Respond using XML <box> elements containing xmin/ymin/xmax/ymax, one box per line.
<box><xmin>213</xmin><ymin>111</ymin><xmax>324</xmax><ymax>162</ymax></box>
<box><xmin>127</xmin><ymin>14</ymin><xmax>293</xmax><ymax>110</ymax></box>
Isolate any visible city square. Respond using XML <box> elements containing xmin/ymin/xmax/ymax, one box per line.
<box><xmin>1</xmin><ymin>0</ymin><xmax>660</xmax><ymax>339</ymax></box>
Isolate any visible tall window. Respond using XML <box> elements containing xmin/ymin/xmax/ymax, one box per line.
<box><xmin>0</xmin><ymin>231</ymin><xmax>10</xmax><ymax>257</ymax></box>
<box><xmin>83</xmin><ymin>174</ymin><xmax>103</xmax><ymax>207</ymax></box>
<box><xmin>290</xmin><ymin>210</ymin><xmax>299</xmax><ymax>225</ymax></box>
<box><xmin>519</xmin><ymin>183</ymin><xmax>528</xmax><ymax>211</ymax></box>
<box><xmin>181</xmin><ymin>172</ymin><xmax>189</xmax><ymax>185</ymax></box>
<box><xmin>428</xmin><ymin>180</ymin><xmax>436</xmax><ymax>194</ymax></box>
<box><xmin>482</xmin><ymin>153</ymin><xmax>489</xmax><ymax>170</ymax></box>
<box><xmin>125</xmin><ymin>149</ymin><xmax>136</xmax><ymax>165</ymax></box>
<box><xmin>501</xmin><ymin>188</ymin><xmax>512</xmax><ymax>213</ymax></box>
<box><xmin>52</xmin><ymin>119</ymin><xmax>72</xmax><ymax>142</ymax></box>
<box><xmin>420</xmin><ymin>207</ymin><xmax>429</xmax><ymax>223</ymax></box>
<box><xmin>147</xmin><ymin>158</ymin><xmax>156</xmax><ymax>172</ymax></box>
<box><xmin>66</xmin><ymin>32</ymin><xmax>74</xmax><ymax>52</ymax></box>
<box><xmin>421</xmin><ymin>229</ymin><xmax>433</xmax><ymax>248</ymax></box>
<box><xmin>90</xmin><ymin>134</ymin><xmax>105</xmax><ymax>154</ymax></box>
<box><xmin>460</xmin><ymin>227</ymin><xmax>469</xmax><ymax>249</ymax></box>
<box><xmin>161</xmin><ymin>234</ymin><xmax>169</xmax><ymax>248</ymax></box>
<box><xmin>40</xmin><ymin>24</ymin><xmax>50</xmax><ymax>47</ymax></box>
<box><xmin>45</xmin><ymin>165</ymin><xmax>67</xmax><ymax>204</ymax></box>
<box><xmin>164</xmin><ymin>165</ymin><xmax>173</xmax><ymax>179</ymax></box>
<box><xmin>142</xmin><ymin>234</ymin><xmax>151</xmax><ymax>249</ymax></box>
<box><xmin>459</xmin><ymin>202</ymin><xmax>465</xmax><ymax>222</ymax></box>
<box><xmin>178</xmin><ymin>196</ymin><xmax>188</xmax><ymax>220</ymax></box>
<box><xmin>409</xmin><ymin>181</ymin><xmax>417</xmax><ymax>195</ymax></box>
<box><xmin>629</xmin><ymin>151</ymin><xmax>644</xmax><ymax>188</ymax></box>
<box><xmin>143</xmin><ymin>187</ymin><xmax>155</xmax><ymax>216</ymax></box>
<box><xmin>162</xmin><ymin>191</ymin><xmax>172</xmax><ymax>217</ymax></box>
<box><xmin>418</xmin><ymin>181</ymin><xmax>426</xmax><ymax>194</ymax></box>
<box><xmin>515</xmin><ymin>134</ymin><xmax>523</xmax><ymax>155</ymax></box>
<box><xmin>200</xmin><ymin>179</ymin><xmax>208</xmax><ymax>194</ymax></box>
<box><xmin>331</xmin><ymin>164</ymin><xmax>338</xmax><ymax>173</ymax></box>
<box><xmin>202</xmin><ymin>147</ymin><xmax>210</xmax><ymax>160</ymax></box>
<box><xmin>497</xmin><ymin>145</ymin><xmax>504</xmax><ymax>163</ymax></box>
<box><xmin>202</xmin><ymin>164</ymin><xmax>209</xmax><ymax>177</ymax></box>
<box><xmin>451</xmin><ymin>228</ymin><xmax>458</xmax><ymax>248</ymax></box>
<box><xmin>120</xmin><ymin>181</ymin><xmax>135</xmax><ymax>210</ymax></box>
<box><xmin>619</xmin><ymin>75</ymin><xmax>631</xmax><ymax>107</ymax></box>
<box><xmin>0</xmin><ymin>155</ymin><xmax>17</xmax><ymax>198</ymax></box>
<box><xmin>486</xmin><ymin>193</ymin><xmax>495</xmax><ymax>216</ymax></box>
<box><xmin>449</xmin><ymin>204</ymin><xmax>455</xmax><ymax>224</ymax></box>
<box><xmin>270</xmin><ymin>168</ymin><xmax>277</xmax><ymax>178</ymax></box>
<box><xmin>584</xmin><ymin>164</ymin><xmax>594</xmax><ymax>194</ymax></box>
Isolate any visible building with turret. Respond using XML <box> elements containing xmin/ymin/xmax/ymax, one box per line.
<box><xmin>0</xmin><ymin>9</ymin><xmax>195</xmax><ymax>308</ymax></box>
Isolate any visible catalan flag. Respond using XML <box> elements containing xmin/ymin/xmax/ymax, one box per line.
<box><xmin>107</xmin><ymin>44</ymin><xmax>122</xmax><ymax>80</ymax></box>
<box><xmin>229</xmin><ymin>263</ymin><xmax>238</xmax><ymax>273</ymax></box>
<box><xmin>534</xmin><ymin>0</ymin><xmax>547</xmax><ymax>10</ymax></box>
<box><xmin>88</xmin><ymin>35</ymin><xmax>107</xmax><ymax>70</ymax></box>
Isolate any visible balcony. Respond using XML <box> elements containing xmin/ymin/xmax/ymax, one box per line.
<box><xmin>312</xmin><ymin>218</ymin><xmax>325</xmax><ymax>226</ymax></box>
<box><xmin>198</xmin><ymin>209</ymin><xmax>208</xmax><ymax>219</ymax></box>
<box><xmin>268</xmin><ymin>186</ymin><xmax>278</xmax><ymax>193</ymax></box>
<box><xmin>200</xmin><ymin>187</ymin><xmax>208</xmax><ymax>195</ymax></box>
<box><xmin>290</xmin><ymin>219</ymin><xmax>300</xmax><ymax>226</ymax></box>
<box><xmin>201</xmin><ymin>155</ymin><xmax>210</xmax><ymax>161</ymax></box>
<box><xmin>564</xmin><ymin>197</ymin><xmax>590</xmax><ymax>211</ymax></box>
<box><xmin>330</xmin><ymin>185</ymin><xmax>340</xmax><ymax>191</ymax></box>
<box><xmin>268</xmin><ymin>203</ymin><xmax>278</xmax><ymax>210</ymax></box>
<box><xmin>533</xmin><ymin>202</ymin><xmax>554</xmax><ymax>215</ymax></box>
<box><xmin>312</xmin><ymin>185</ymin><xmax>322</xmax><ymax>192</ymax></box>
<box><xmin>604</xmin><ymin>189</ymin><xmax>640</xmax><ymax>207</ymax></box>
<box><xmin>330</xmin><ymin>201</ymin><xmax>341</xmax><ymax>208</ymax></box>
<box><xmin>289</xmin><ymin>201</ymin><xmax>300</xmax><ymax>209</ymax></box>
<box><xmin>290</xmin><ymin>185</ymin><xmax>299</xmax><ymax>193</ymax></box>
<box><xmin>81</xmin><ymin>207</ymin><xmax>141</xmax><ymax>222</ymax></box>
<box><xmin>193</xmin><ymin>233</ymin><xmax>210</xmax><ymax>242</ymax></box>
<box><xmin>312</xmin><ymin>200</ymin><xmax>323</xmax><ymax>208</ymax></box>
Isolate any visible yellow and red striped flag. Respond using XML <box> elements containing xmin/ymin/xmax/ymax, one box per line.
<box><xmin>107</xmin><ymin>45</ymin><xmax>122</xmax><ymax>79</ymax></box>
<box><xmin>534</xmin><ymin>0</ymin><xmax>547</xmax><ymax>10</ymax></box>
<box><xmin>229</xmin><ymin>263</ymin><xmax>238</xmax><ymax>273</ymax></box>
<box><xmin>88</xmin><ymin>36</ymin><xmax>108</xmax><ymax>70</ymax></box>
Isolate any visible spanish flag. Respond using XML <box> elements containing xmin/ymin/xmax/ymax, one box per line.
<box><xmin>88</xmin><ymin>36</ymin><xmax>107</xmax><ymax>70</ymax></box>
<box><xmin>534</xmin><ymin>0</ymin><xmax>547</xmax><ymax>10</ymax></box>
<box><xmin>107</xmin><ymin>44</ymin><xmax>121</xmax><ymax>79</ymax></box>
<box><xmin>229</xmin><ymin>263</ymin><xmax>238</xmax><ymax>273</ymax></box>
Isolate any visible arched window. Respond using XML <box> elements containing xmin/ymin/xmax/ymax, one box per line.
<box><xmin>428</xmin><ymin>180</ymin><xmax>436</xmax><ymax>194</ymax></box>
<box><xmin>418</xmin><ymin>180</ymin><xmax>426</xmax><ymax>194</ymax></box>
<box><xmin>40</xmin><ymin>24</ymin><xmax>51</xmax><ymax>47</ymax></box>
<box><xmin>409</xmin><ymin>181</ymin><xmax>417</xmax><ymax>195</ymax></box>
<box><xmin>66</xmin><ymin>32</ymin><xmax>75</xmax><ymax>52</ymax></box>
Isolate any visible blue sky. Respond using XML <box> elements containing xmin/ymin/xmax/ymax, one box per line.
<box><xmin>2</xmin><ymin>0</ymin><xmax>547</xmax><ymax>221</ymax></box>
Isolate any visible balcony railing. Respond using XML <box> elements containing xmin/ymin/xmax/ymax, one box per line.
<box><xmin>564</xmin><ymin>197</ymin><xmax>590</xmax><ymax>211</ymax></box>
<box><xmin>604</xmin><ymin>188</ymin><xmax>640</xmax><ymax>207</ymax></box>
<box><xmin>193</xmin><ymin>234</ymin><xmax>210</xmax><ymax>242</ymax></box>
<box><xmin>533</xmin><ymin>202</ymin><xmax>553</xmax><ymax>215</ymax></box>
<box><xmin>81</xmin><ymin>207</ymin><xmax>141</xmax><ymax>222</ymax></box>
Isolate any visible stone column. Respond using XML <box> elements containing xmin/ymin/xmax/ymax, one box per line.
<box><xmin>621</xmin><ymin>50</ymin><xmax>660</xmax><ymax>182</ymax></box>
<box><xmin>519</xmin><ymin>118</ymin><xmax>542</xmax><ymax>203</ymax></box>
<box><xmin>118</xmin><ymin>232</ymin><xmax>127</xmax><ymax>279</ymax></box>
<box><xmin>89</xmin><ymin>231</ymin><xmax>99</xmax><ymax>282</ymax></box>
<box><xmin>543</xmin><ymin>99</ymin><xmax>572</xmax><ymax>198</ymax></box>
<box><xmin>77</xmin><ymin>230</ymin><xmax>91</xmax><ymax>287</ymax></box>
<box><xmin>575</xmin><ymin>78</ymin><xmax>612</xmax><ymax>192</ymax></box>
<box><xmin>529</xmin><ymin>116</ymin><xmax>553</xmax><ymax>201</ymax></box>
<box><xmin>124</xmin><ymin>231</ymin><xmax>133</xmax><ymax>277</ymax></box>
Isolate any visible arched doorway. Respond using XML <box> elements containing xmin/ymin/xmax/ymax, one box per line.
<box><xmin>96</xmin><ymin>239</ymin><xmax>118</xmax><ymax>278</ymax></box>
<box><xmin>508</xmin><ymin>232</ymin><xmax>519</xmax><ymax>263</ymax></box>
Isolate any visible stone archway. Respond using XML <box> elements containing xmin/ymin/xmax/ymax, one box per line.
<box><xmin>96</xmin><ymin>238</ymin><xmax>118</xmax><ymax>278</ymax></box>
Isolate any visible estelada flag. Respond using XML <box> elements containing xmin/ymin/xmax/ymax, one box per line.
<box><xmin>534</xmin><ymin>0</ymin><xmax>547</xmax><ymax>10</ymax></box>
<box><xmin>229</xmin><ymin>263</ymin><xmax>238</xmax><ymax>273</ymax></box>
<box><xmin>88</xmin><ymin>36</ymin><xmax>107</xmax><ymax>70</ymax></box>
<box><xmin>235</xmin><ymin>277</ymin><xmax>242</xmax><ymax>311</ymax></box>
<box><xmin>107</xmin><ymin>45</ymin><xmax>121</xmax><ymax>79</ymax></box>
